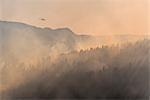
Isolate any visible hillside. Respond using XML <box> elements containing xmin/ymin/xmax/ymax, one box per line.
<box><xmin>0</xmin><ymin>21</ymin><xmax>148</xmax><ymax>65</ymax></box>
<box><xmin>0</xmin><ymin>39</ymin><xmax>149</xmax><ymax>99</ymax></box>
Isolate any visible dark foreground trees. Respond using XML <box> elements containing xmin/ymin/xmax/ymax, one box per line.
<box><xmin>1</xmin><ymin>39</ymin><xmax>149</xmax><ymax>99</ymax></box>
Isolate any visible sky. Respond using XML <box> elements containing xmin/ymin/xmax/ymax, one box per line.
<box><xmin>0</xmin><ymin>0</ymin><xmax>149</xmax><ymax>35</ymax></box>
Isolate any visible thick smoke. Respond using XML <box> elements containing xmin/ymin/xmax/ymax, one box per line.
<box><xmin>0</xmin><ymin>21</ymin><xmax>147</xmax><ymax>65</ymax></box>
<box><xmin>0</xmin><ymin>21</ymin><xmax>149</xmax><ymax>99</ymax></box>
<box><xmin>0</xmin><ymin>39</ymin><xmax>149</xmax><ymax>99</ymax></box>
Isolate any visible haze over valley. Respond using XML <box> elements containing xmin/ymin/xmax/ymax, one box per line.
<box><xmin>0</xmin><ymin>21</ymin><xmax>148</xmax><ymax>65</ymax></box>
<box><xmin>0</xmin><ymin>21</ymin><xmax>149</xmax><ymax>99</ymax></box>
<box><xmin>0</xmin><ymin>0</ymin><xmax>149</xmax><ymax>99</ymax></box>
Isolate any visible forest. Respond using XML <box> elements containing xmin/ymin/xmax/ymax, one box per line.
<box><xmin>0</xmin><ymin>39</ymin><xmax>149</xmax><ymax>99</ymax></box>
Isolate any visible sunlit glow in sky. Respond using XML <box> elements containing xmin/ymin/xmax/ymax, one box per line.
<box><xmin>0</xmin><ymin>0</ymin><xmax>149</xmax><ymax>35</ymax></box>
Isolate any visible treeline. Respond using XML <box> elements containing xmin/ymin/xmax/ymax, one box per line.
<box><xmin>1</xmin><ymin>39</ymin><xmax>149</xmax><ymax>99</ymax></box>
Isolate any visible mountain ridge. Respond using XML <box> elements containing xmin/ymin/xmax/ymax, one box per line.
<box><xmin>0</xmin><ymin>21</ymin><xmax>95</xmax><ymax>64</ymax></box>
<box><xmin>0</xmin><ymin>21</ymin><xmax>148</xmax><ymax>64</ymax></box>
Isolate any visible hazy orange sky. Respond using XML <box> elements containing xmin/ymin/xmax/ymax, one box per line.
<box><xmin>0</xmin><ymin>0</ymin><xmax>149</xmax><ymax>35</ymax></box>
